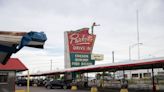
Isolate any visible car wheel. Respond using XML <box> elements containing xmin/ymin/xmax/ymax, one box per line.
<box><xmin>46</xmin><ymin>85</ymin><xmax>52</xmax><ymax>89</ymax></box>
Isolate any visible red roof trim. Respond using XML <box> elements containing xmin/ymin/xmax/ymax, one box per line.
<box><xmin>0</xmin><ymin>58</ymin><xmax>28</xmax><ymax>71</ymax></box>
<box><xmin>23</xmin><ymin>58</ymin><xmax>164</xmax><ymax>76</ymax></box>
<box><xmin>65</xmin><ymin>59</ymin><xmax>164</xmax><ymax>72</ymax></box>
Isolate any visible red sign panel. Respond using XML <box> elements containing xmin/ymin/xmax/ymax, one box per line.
<box><xmin>67</xmin><ymin>28</ymin><xmax>96</xmax><ymax>53</ymax></box>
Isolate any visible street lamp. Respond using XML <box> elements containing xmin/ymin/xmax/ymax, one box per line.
<box><xmin>129</xmin><ymin>43</ymin><xmax>143</xmax><ymax>61</ymax></box>
<box><xmin>129</xmin><ymin>43</ymin><xmax>143</xmax><ymax>79</ymax></box>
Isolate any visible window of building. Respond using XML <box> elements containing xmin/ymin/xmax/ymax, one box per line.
<box><xmin>0</xmin><ymin>72</ymin><xmax>8</xmax><ymax>83</ymax></box>
<box><xmin>132</xmin><ymin>74</ymin><xmax>138</xmax><ymax>78</ymax></box>
<box><xmin>143</xmin><ymin>73</ymin><xmax>151</xmax><ymax>78</ymax></box>
<box><xmin>158</xmin><ymin>72</ymin><xmax>164</xmax><ymax>75</ymax></box>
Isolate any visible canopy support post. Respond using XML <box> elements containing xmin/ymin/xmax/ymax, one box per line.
<box><xmin>27</xmin><ymin>70</ymin><xmax>30</xmax><ymax>92</ymax></box>
<box><xmin>120</xmin><ymin>69</ymin><xmax>129</xmax><ymax>92</ymax></box>
<box><xmin>152</xmin><ymin>66</ymin><xmax>156</xmax><ymax>92</ymax></box>
<box><xmin>86</xmin><ymin>72</ymin><xmax>88</xmax><ymax>87</ymax></box>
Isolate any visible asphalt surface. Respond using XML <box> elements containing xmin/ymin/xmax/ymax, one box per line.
<box><xmin>16</xmin><ymin>86</ymin><xmax>89</xmax><ymax>92</ymax></box>
<box><xmin>16</xmin><ymin>86</ymin><xmax>163</xmax><ymax>92</ymax></box>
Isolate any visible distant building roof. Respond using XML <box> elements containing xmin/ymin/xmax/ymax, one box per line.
<box><xmin>0</xmin><ymin>58</ymin><xmax>28</xmax><ymax>71</ymax></box>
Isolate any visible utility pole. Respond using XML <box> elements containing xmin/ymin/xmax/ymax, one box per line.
<box><xmin>112</xmin><ymin>51</ymin><xmax>115</xmax><ymax>79</ymax></box>
<box><xmin>136</xmin><ymin>10</ymin><xmax>140</xmax><ymax>60</ymax></box>
<box><xmin>112</xmin><ymin>51</ymin><xmax>114</xmax><ymax>63</ymax></box>
<box><xmin>50</xmin><ymin>59</ymin><xmax>52</xmax><ymax>71</ymax></box>
<box><xmin>129</xmin><ymin>46</ymin><xmax>131</xmax><ymax>61</ymax></box>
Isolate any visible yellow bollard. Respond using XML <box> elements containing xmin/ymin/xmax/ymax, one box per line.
<box><xmin>91</xmin><ymin>86</ymin><xmax>98</xmax><ymax>92</ymax></box>
<box><xmin>120</xmin><ymin>88</ymin><xmax>128</xmax><ymax>92</ymax></box>
<box><xmin>71</xmin><ymin>85</ymin><xmax>77</xmax><ymax>91</ymax></box>
<box><xmin>15</xmin><ymin>90</ymin><xmax>25</xmax><ymax>92</ymax></box>
<box><xmin>156</xmin><ymin>85</ymin><xmax>159</xmax><ymax>91</ymax></box>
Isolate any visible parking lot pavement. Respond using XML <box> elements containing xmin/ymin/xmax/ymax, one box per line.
<box><xmin>16</xmin><ymin>86</ymin><xmax>164</xmax><ymax>92</ymax></box>
<box><xmin>16</xmin><ymin>86</ymin><xmax>120</xmax><ymax>92</ymax></box>
<box><xmin>16</xmin><ymin>86</ymin><xmax>90</xmax><ymax>92</ymax></box>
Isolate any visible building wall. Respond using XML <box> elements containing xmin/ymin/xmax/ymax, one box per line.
<box><xmin>114</xmin><ymin>68</ymin><xmax>164</xmax><ymax>79</ymax></box>
<box><xmin>125</xmin><ymin>68</ymin><xmax>164</xmax><ymax>79</ymax></box>
<box><xmin>0</xmin><ymin>71</ymin><xmax>15</xmax><ymax>92</ymax></box>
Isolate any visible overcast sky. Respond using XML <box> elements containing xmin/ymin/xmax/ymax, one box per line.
<box><xmin>0</xmin><ymin>0</ymin><xmax>164</xmax><ymax>73</ymax></box>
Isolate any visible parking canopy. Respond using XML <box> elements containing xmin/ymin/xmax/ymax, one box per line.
<box><xmin>26</xmin><ymin>57</ymin><xmax>164</xmax><ymax>76</ymax></box>
<box><xmin>0</xmin><ymin>31</ymin><xmax>47</xmax><ymax>64</ymax></box>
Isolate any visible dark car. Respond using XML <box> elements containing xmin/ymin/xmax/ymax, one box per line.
<box><xmin>45</xmin><ymin>80</ymin><xmax>71</xmax><ymax>89</ymax></box>
<box><xmin>36</xmin><ymin>79</ymin><xmax>45</xmax><ymax>86</ymax></box>
<box><xmin>16</xmin><ymin>79</ymin><xmax>34</xmax><ymax>86</ymax></box>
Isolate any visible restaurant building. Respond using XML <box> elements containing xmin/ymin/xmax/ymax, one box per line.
<box><xmin>0</xmin><ymin>58</ymin><xmax>27</xmax><ymax>92</ymax></box>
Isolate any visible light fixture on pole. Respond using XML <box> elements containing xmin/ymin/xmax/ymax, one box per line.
<box><xmin>129</xmin><ymin>43</ymin><xmax>143</xmax><ymax>61</ymax></box>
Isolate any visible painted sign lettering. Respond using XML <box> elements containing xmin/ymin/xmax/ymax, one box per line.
<box><xmin>68</xmin><ymin>28</ymin><xmax>96</xmax><ymax>53</ymax></box>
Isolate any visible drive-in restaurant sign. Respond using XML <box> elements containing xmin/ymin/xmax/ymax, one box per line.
<box><xmin>67</xmin><ymin>28</ymin><xmax>96</xmax><ymax>53</ymax></box>
<box><xmin>65</xmin><ymin>28</ymin><xmax>96</xmax><ymax>67</ymax></box>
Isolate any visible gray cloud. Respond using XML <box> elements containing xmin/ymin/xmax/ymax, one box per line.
<box><xmin>1</xmin><ymin>0</ymin><xmax>164</xmax><ymax>71</ymax></box>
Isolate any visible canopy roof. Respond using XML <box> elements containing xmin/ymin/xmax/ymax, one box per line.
<box><xmin>27</xmin><ymin>57</ymin><xmax>164</xmax><ymax>76</ymax></box>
